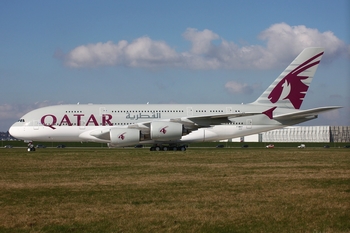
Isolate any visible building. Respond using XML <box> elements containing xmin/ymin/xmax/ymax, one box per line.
<box><xmin>330</xmin><ymin>126</ymin><xmax>350</xmax><ymax>143</ymax></box>
<box><xmin>222</xmin><ymin>126</ymin><xmax>350</xmax><ymax>143</ymax></box>
<box><xmin>262</xmin><ymin>126</ymin><xmax>330</xmax><ymax>142</ymax></box>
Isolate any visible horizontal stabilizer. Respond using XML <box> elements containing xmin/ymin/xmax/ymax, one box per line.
<box><xmin>274</xmin><ymin>106</ymin><xmax>342</xmax><ymax>120</ymax></box>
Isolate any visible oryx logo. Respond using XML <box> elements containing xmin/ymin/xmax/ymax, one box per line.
<box><xmin>268</xmin><ymin>52</ymin><xmax>323</xmax><ymax>109</ymax></box>
<box><xmin>118</xmin><ymin>132</ymin><xmax>127</xmax><ymax>140</ymax></box>
<box><xmin>160</xmin><ymin>126</ymin><xmax>168</xmax><ymax>134</ymax></box>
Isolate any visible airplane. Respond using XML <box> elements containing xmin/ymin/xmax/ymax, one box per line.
<box><xmin>9</xmin><ymin>47</ymin><xmax>341</xmax><ymax>151</ymax></box>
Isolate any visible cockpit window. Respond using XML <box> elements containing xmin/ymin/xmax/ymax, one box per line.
<box><xmin>18</xmin><ymin>119</ymin><xmax>25</xmax><ymax>122</ymax></box>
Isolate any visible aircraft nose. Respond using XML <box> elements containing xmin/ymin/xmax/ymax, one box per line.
<box><xmin>9</xmin><ymin>124</ymin><xmax>16</xmax><ymax>138</ymax></box>
<box><xmin>9</xmin><ymin>123</ymin><xmax>21</xmax><ymax>139</ymax></box>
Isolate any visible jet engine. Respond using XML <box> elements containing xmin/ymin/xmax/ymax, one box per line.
<box><xmin>150</xmin><ymin>121</ymin><xmax>184</xmax><ymax>141</ymax></box>
<box><xmin>110</xmin><ymin>128</ymin><xmax>140</xmax><ymax>146</ymax></box>
<box><xmin>107</xmin><ymin>122</ymin><xmax>185</xmax><ymax>146</ymax></box>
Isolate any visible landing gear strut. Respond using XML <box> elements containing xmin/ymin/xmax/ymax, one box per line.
<box><xmin>150</xmin><ymin>144</ymin><xmax>187</xmax><ymax>151</ymax></box>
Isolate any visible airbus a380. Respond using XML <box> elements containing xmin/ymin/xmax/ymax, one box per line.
<box><xmin>9</xmin><ymin>48</ymin><xmax>341</xmax><ymax>151</ymax></box>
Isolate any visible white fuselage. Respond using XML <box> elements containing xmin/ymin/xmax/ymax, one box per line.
<box><xmin>9</xmin><ymin>103</ymin><xmax>307</xmax><ymax>145</ymax></box>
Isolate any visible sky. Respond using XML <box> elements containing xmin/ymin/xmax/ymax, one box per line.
<box><xmin>0</xmin><ymin>0</ymin><xmax>349</xmax><ymax>131</ymax></box>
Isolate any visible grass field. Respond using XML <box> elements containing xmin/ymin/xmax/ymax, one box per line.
<box><xmin>0</xmin><ymin>147</ymin><xmax>349</xmax><ymax>232</ymax></box>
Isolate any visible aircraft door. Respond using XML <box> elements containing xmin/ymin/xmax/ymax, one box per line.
<box><xmin>246</xmin><ymin>119</ymin><xmax>252</xmax><ymax>129</ymax></box>
<box><xmin>187</xmin><ymin>107</ymin><xmax>193</xmax><ymax>116</ymax></box>
<box><xmin>99</xmin><ymin>107</ymin><xmax>107</xmax><ymax>116</ymax></box>
<box><xmin>34</xmin><ymin>120</ymin><xmax>39</xmax><ymax>130</ymax></box>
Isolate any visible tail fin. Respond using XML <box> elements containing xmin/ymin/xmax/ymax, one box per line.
<box><xmin>252</xmin><ymin>47</ymin><xmax>324</xmax><ymax>109</ymax></box>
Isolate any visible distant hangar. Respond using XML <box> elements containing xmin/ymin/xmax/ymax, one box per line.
<box><xmin>224</xmin><ymin>126</ymin><xmax>350</xmax><ymax>143</ymax></box>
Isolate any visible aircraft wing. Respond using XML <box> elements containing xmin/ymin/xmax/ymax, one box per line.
<box><xmin>171</xmin><ymin>111</ymin><xmax>267</xmax><ymax>127</ymax></box>
<box><xmin>273</xmin><ymin>106</ymin><xmax>342</xmax><ymax>120</ymax></box>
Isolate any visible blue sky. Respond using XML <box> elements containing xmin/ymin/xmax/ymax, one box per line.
<box><xmin>1</xmin><ymin>0</ymin><xmax>349</xmax><ymax>131</ymax></box>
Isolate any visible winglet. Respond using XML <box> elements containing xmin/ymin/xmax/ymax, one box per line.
<box><xmin>262</xmin><ymin>107</ymin><xmax>277</xmax><ymax>119</ymax></box>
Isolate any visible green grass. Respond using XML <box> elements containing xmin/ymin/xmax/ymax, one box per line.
<box><xmin>0</xmin><ymin>148</ymin><xmax>349</xmax><ymax>232</ymax></box>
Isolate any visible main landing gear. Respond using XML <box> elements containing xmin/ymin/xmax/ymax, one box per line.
<box><xmin>149</xmin><ymin>144</ymin><xmax>187</xmax><ymax>151</ymax></box>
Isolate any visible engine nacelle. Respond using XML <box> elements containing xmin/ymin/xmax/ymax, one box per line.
<box><xmin>110</xmin><ymin>128</ymin><xmax>140</xmax><ymax>146</ymax></box>
<box><xmin>150</xmin><ymin>121</ymin><xmax>183</xmax><ymax>141</ymax></box>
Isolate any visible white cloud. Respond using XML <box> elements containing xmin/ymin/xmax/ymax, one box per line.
<box><xmin>65</xmin><ymin>40</ymin><xmax>126</xmax><ymax>68</ymax></box>
<box><xmin>125</xmin><ymin>37</ymin><xmax>181</xmax><ymax>67</ymax></box>
<box><xmin>259</xmin><ymin>23</ymin><xmax>347</xmax><ymax>63</ymax></box>
<box><xmin>182</xmin><ymin>28</ymin><xmax>219</xmax><ymax>55</ymax></box>
<box><xmin>224</xmin><ymin>81</ymin><xmax>259</xmax><ymax>95</ymax></box>
<box><xmin>64</xmin><ymin>38</ymin><xmax>180</xmax><ymax>68</ymax></box>
<box><xmin>60</xmin><ymin>23</ymin><xmax>349</xmax><ymax>70</ymax></box>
